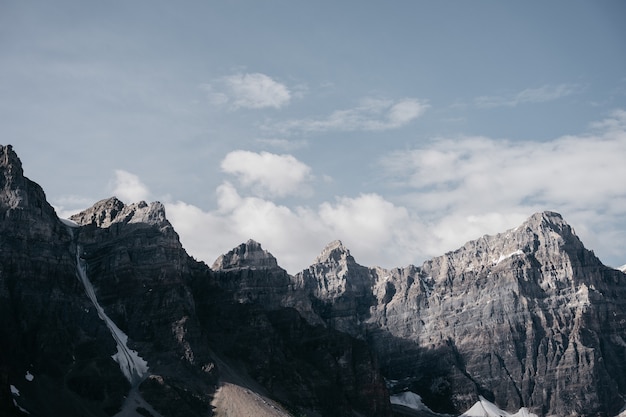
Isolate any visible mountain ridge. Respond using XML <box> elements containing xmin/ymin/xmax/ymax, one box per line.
<box><xmin>2</xmin><ymin>143</ymin><xmax>626</xmax><ymax>417</ymax></box>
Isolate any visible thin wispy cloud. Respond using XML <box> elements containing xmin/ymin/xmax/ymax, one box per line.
<box><xmin>271</xmin><ymin>97</ymin><xmax>429</xmax><ymax>134</ymax></box>
<box><xmin>474</xmin><ymin>84</ymin><xmax>579</xmax><ymax>108</ymax></box>
<box><xmin>255</xmin><ymin>138</ymin><xmax>309</xmax><ymax>151</ymax></box>
<box><xmin>203</xmin><ymin>72</ymin><xmax>291</xmax><ymax>109</ymax></box>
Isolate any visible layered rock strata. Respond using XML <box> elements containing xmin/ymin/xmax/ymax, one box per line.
<box><xmin>292</xmin><ymin>212</ymin><xmax>626</xmax><ymax>416</ymax></box>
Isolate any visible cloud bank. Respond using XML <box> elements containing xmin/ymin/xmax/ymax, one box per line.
<box><xmin>166</xmin><ymin>110</ymin><xmax>625</xmax><ymax>273</ymax></box>
<box><xmin>56</xmin><ymin>111</ymin><xmax>626</xmax><ymax>274</ymax></box>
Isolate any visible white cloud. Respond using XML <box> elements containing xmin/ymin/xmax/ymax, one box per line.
<box><xmin>166</xmin><ymin>185</ymin><xmax>418</xmax><ymax>273</ymax></box>
<box><xmin>381</xmin><ymin>109</ymin><xmax>626</xmax><ymax>263</ymax></box>
<box><xmin>272</xmin><ymin>97</ymin><xmax>429</xmax><ymax>133</ymax></box>
<box><xmin>221</xmin><ymin>150</ymin><xmax>313</xmax><ymax>198</ymax></box>
<box><xmin>475</xmin><ymin>84</ymin><xmax>578</xmax><ymax>108</ymax></box>
<box><xmin>52</xmin><ymin>195</ymin><xmax>98</xmax><ymax>219</ymax></box>
<box><xmin>204</xmin><ymin>72</ymin><xmax>291</xmax><ymax>109</ymax></box>
<box><xmin>109</xmin><ymin>170</ymin><xmax>151</xmax><ymax>203</ymax></box>
<box><xmin>92</xmin><ymin>111</ymin><xmax>626</xmax><ymax>274</ymax></box>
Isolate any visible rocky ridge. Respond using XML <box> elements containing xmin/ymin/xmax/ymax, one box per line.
<box><xmin>288</xmin><ymin>212</ymin><xmax>626</xmax><ymax>416</ymax></box>
<box><xmin>2</xmin><ymin>143</ymin><xmax>626</xmax><ymax>417</ymax></box>
<box><xmin>0</xmin><ymin>144</ymin><xmax>391</xmax><ymax>417</ymax></box>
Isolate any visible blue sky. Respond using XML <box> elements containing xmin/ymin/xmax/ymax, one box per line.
<box><xmin>2</xmin><ymin>1</ymin><xmax>626</xmax><ymax>272</ymax></box>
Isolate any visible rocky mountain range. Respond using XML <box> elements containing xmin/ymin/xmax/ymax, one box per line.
<box><xmin>1</xmin><ymin>143</ymin><xmax>626</xmax><ymax>417</ymax></box>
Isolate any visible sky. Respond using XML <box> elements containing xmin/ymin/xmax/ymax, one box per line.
<box><xmin>1</xmin><ymin>0</ymin><xmax>626</xmax><ymax>273</ymax></box>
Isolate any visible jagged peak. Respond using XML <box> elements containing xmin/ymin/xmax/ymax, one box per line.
<box><xmin>524</xmin><ymin>211</ymin><xmax>568</xmax><ymax>230</ymax></box>
<box><xmin>70</xmin><ymin>197</ymin><xmax>169</xmax><ymax>228</ymax></box>
<box><xmin>212</xmin><ymin>239</ymin><xmax>279</xmax><ymax>271</ymax></box>
<box><xmin>314</xmin><ymin>240</ymin><xmax>355</xmax><ymax>265</ymax></box>
<box><xmin>0</xmin><ymin>144</ymin><xmax>23</xmax><ymax>173</ymax></box>
<box><xmin>517</xmin><ymin>210</ymin><xmax>581</xmax><ymax>243</ymax></box>
<box><xmin>0</xmin><ymin>144</ymin><xmax>58</xmax><ymax>220</ymax></box>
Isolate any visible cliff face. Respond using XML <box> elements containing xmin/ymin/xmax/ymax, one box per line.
<box><xmin>206</xmin><ymin>239</ymin><xmax>392</xmax><ymax>417</ymax></box>
<box><xmin>69</xmin><ymin>197</ymin><xmax>218</xmax><ymax>417</ymax></box>
<box><xmin>0</xmin><ymin>145</ymin><xmax>129</xmax><ymax>416</ymax></box>
<box><xmin>295</xmin><ymin>211</ymin><xmax>626</xmax><ymax>416</ymax></box>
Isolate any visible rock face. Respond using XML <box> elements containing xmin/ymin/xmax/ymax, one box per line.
<box><xmin>2</xmin><ymin>143</ymin><xmax>626</xmax><ymax>417</ymax></box>
<box><xmin>294</xmin><ymin>212</ymin><xmax>626</xmax><ymax>416</ymax></box>
<box><xmin>0</xmin><ymin>145</ymin><xmax>129</xmax><ymax>416</ymax></box>
<box><xmin>206</xmin><ymin>240</ymin><xmax>392</xmax><ymax>417</ymax></box>
<box><xmin>69</xmin><ymin>196</ymin><xmax>218</xmax><ymax>417</ymax></box>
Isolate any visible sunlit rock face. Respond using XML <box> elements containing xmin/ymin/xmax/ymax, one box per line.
<box><xmin>298</xmin><ymin>211</ymin><xmax>626</xmax><ymax>416</ymax></box>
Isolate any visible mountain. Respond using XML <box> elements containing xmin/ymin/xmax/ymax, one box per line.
<box><xmin>1</xmin><ymin>143</ymin><xmax>626</xmax><ymax>417</ymax></box>
<box><xmin>294</xmin><ymin>212</ymin><xmax>626</xmax><ymax>416</ymax></box>
<box><xmin>0</xmin><ymin>144</ymin><xmax>390</xmax><ymax>417</ymax></box>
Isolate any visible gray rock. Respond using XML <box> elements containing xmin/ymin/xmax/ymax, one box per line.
<box><xmin>295</xmin><ymin>211</ymin><xmax>626</xmax><ymax>416</ymax></box>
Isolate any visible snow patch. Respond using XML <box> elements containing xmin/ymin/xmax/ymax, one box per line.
<box><xmin>75</xmin><ymin>244</ymin><xmax>148</xmax><ymax>385</ymax></box>
<box><xmin>12</xmin><ymin>399</ymin><xmax>30</xmax><ymax>414</ymax></box>
<box><xmin>461</xmin><ymin>396</ymin><xmax>538</xmax><ymax>417</ymax></box>
<box><xmin>493</xmin><ymin>250</ymin><xmax>524</xmax><ymax>266</ymax></box>
<box><xmin>10</xmin><ymin>385</ymin><xmax>19</xmax><ymax>396</ymax></box>
<box><xmin>390</xmin><ymin>392</ymin><xmax>434</xmax><ymax>413</ymax></box>
<box><xmin>25</xmin><ymin>371</ymin><xmax>34</xmax><ymax>381</ymax></box>
<box><xmin>617</xmin><ymin>264</ymin><xmax>626</xmax><ymax>273</ymax></box>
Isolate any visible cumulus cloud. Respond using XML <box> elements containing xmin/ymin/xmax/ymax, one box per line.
<box><xmin>221</xmin><ymin>150</ymin><xmax>313</xmax><ymax>198</ymax></box>
<box><xmin>272</xmin><ymin>97</ymin><xmax>429</xmax><ymax>133</ymax></box>
<box><xmin>474</xmin><ymin>84</ymin><xmax>578</xmax><ymax>108</ymax></box>
<box><xmin>204</xmin><ymin>72</ymin><xmax>291</xmax><ymax>109</ymax></box>
<box><xmin>110</xmin><ymin>169</ymin><xmax>151</xmax><ymax>203</ymax></box>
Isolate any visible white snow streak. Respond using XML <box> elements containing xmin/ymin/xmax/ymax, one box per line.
<box><xmin>10</xmin><ymin>385</ymin><xmax>19</xmax><ymax>396</ymax></box>
<box><xmin>75</xmin><ymin>245</ymin><xmax>148</xmax><ymax>385</ymax></box>
<box><xmin>24</xmin><ymin>371</ymin><xmax>34</xmax><ymax>382</ymax></box>
<box><xmin>390</xmin><ymin>392</ymin><xmax>432</xmax><ymax>413</ymax></box>
<box><xmin>493</xmin><ymin>250</ymin><xmax>524</xmax><ymax>266</ymax></box>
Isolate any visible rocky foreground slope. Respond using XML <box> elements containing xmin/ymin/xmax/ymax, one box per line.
<box><xmin>1</xmin><ymin>144</ymin><xmax>626</xmax><ymax>417</ymax></box>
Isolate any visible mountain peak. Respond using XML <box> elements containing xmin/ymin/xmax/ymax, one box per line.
<box><xmin>212</xmin><ymin>239</ymin><xmax>279</xmax><ymax>270</ymax></box>
<box><xmin>0</xmin><ymin>144</ymin><xmax>58</xmax><ymax>221</ymax></box>
<box><xmin>519</xmin><ymin>211</ymin><xmax>580</xmax><ymax>244</ymax></box>
<box><xmin>314</xmin><ymin>240</ymin><xmax>354</xmax><ymax>264</ymax></box>
<box><xmin>0</xmin><ymin>144</ymin><xmax>22</xmax><ymax>173</ymax></box>
<box><xmin>525</xmin><ymin>211</ymin><xmax>567</xmax><ymax>229</ymax></box>
<box><xmin>70</xmin><ymin>197</ymin><xmax>169</xmax><ymax>229</ymax></box>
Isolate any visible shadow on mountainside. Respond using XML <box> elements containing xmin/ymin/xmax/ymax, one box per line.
<box><xmin>191</xmin><ymin>275</ymin><xmax>392</xmax><ymax>417</ymax></box>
